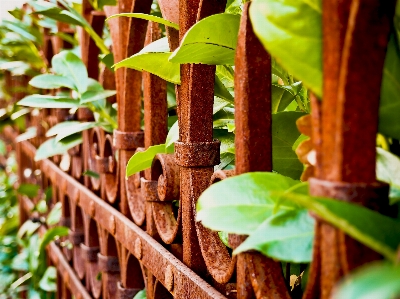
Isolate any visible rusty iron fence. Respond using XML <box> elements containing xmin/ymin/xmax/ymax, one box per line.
<box><xmin>2</xmin><ymin>0</ymin><xmax>396</xmax><ymax>298</ymax></box>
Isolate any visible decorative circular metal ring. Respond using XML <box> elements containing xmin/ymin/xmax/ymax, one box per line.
<box><xmin>196</xmin><ymin>170</ymin><xmax>236</xmax><ymax>284</ymax></box>
<box><xmin>151</xmin><ymin>154</ymin><xmax>181</xmax><ymax>244</ymax></box>
<box><xmin>127</xmin><ymin>147</ymin><xmax>146</xmax><ymax>226</ymax></box>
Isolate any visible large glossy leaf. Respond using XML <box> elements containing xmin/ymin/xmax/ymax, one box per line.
<box><xmin>280</xmin><ymin>192</ymin><xmax>400</xmax><ymax>262</ymax></box>
<box><xmin>376</xmin><ymin>147</ymin><xmax>400</xmax><ymax>204</ymax></box>
<box><xmin>250</xmin><ymin>0</ymin><xmax>400</xmax><ymax>140</ymax></box>
<box><xmin>29</xmin><ymin>74</ymin><xmax>76</xmax><ymax>90</ymax></box>
<box><xmin>55</xmin><ymin>122</ymin><xmax>97</xmax><ymax>142</ymax></box>
<box><xmin>197</xmin><ymin>172</ymin><xmax>299</xmax><ymax>234</ymax></box>
<box><xmin>34</xmin><ymin>134</ymin><xmax>83</xmax><ymax>161</ymax></box>
<box><xmin>250</xmin><ymin>0</ymin><xmax>322</xmax><ymax>97</ymax></box>
<box><xmin>107</xmin><ymin>13</ymin><xmax>179</xmax><ymax>29</ymax></box>
<box><xmin>235</xmin><ymin>209</ymin><xmax>314</xmax><ymax>262</ymax></box>
<box><xmin>332</xmin><ymin>262</ymin><xmax>400</xmax><ymax>299</ymax></box>
<box><xmin>169</xmin><ymin>14</ymin><xmax>240</xmax><ymax>65</ymax></box>
<box><xmin>18</xmin><ymin>95</ymin><xmax>79</xmax><ymax>109</ymax></box>
<box><xmin>379</xmin><ymin>35</ymin><xmax>400</xmax><ymax>140</ymax></box>
<box><xmin>114</xmin><ymin>38</ymin><xmax>180</xmax><ymax>84</ymax></box>
<box><xmin>52</xmin><ymin>51</ymin><xmax>88</xmax><ymax>94</ymax></box>
<box><xmin>272</xmin><ymin>112</ymin><xmax>305</xmax><ymax>179</ymax></box>
<box><xmin>126</xmin><ymin>144</ymin><xmax>166</xmax><ymax>177</ymax></box>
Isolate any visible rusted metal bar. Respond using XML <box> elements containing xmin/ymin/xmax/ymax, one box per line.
<box><xmin>177</xmin><ymin>0</ymin><xmax>226</xmax><ymax>276</ymax></box>
<box><xmin>232</xmin><ymin>3</ymin><xmax>290</xmax><ymax>299</ymax></box>
<box><xmin>111</xmin><ymin>0</ymin><xmax>151</xmax><ymax>217</ymax></box>
<box><xmin>305</xmin><ymin>1</ymin><xmax>397</xmax><ymax>298</ymax></box>
<box><xmin>48</xmin><ymin>242</ymin><xmax>92</xmax><ymax>299</ymax></box>
<box><xmin>19</xmin><ymin>194</ymin><xmax>91</xmax><ymax>299</ymax></box>
<box><xmin>19</xmin><ymin>139</ymin><xmax>226</xmax><ymax>299</ymax></box>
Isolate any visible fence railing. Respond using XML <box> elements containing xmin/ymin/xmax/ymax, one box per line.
<box><xmin>3</xmin><ymin>0</ymin><xmax>396</xmax><ymax>298</ymax></box>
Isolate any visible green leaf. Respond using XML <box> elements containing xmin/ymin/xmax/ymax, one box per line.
<box><xmin>15</xmin><ymin>127</ymin><xmax>37</xmax><ymax>143</ymax></box>
<box><xmin>215</xmin><ymin>76</ymin><xmax>234</xmax><ymax>104</ymax></box>
<box><xmin>0</xmin><ymin>140</ymin><xmax>5</xmax><ymax>155</ymax></box>
<box><xmin>197</xmin><ymin>172</ymin><xmax>299</xmax><ymax>234</ymax></box>
<box><xmin>18</xmin><ymin>95</ymin><xmax>79</xmax><ymax>109</ymax></box>
<box><xmin>250</xmin><ymin>0</ymin><xmax>322</xmax><ymax>97</ymax></box>
<box><xmin>55</xmin><ymin>31</ymin><xmax>79</xmax><ymax>46</ymax></box>
<box><xmin>44</xmin><ymin>187</ymin><xmax>53</xmax><ymax>201</ymax></box>
<box><xmin>216</xmin><ymin>152</ymin><xmax>235</xmax><ymax>170</ymax></box>
<box><xmin>29</xmin><ymin>74</ymin><xmax>76</xmax><ymax>90</ymax></box>
<box><xmin>272</xmin><ymin>83</ymin><xmax>301</xmax><ymax>113</ymax></box>
<box><xmin>225</xmin><ymin>0</ymin><xmax>243</xmax><ymax>15</ymax></box>
<box><xmin>292</xmin><ymin>134</ymin><xmax>309</xmax><ymax>151</ymax></box>
<box><xmin>39</xmin><ymin>266</ymin><xmax>57</xmax><ymax>292</ymax></box>
<box><xmin>36</xmin><ymin>199</ymin><xmax>48</xmax><ymax>213</ymax></box>
<box><xmin>216</xmin><ymin>65</ymin><xmax>235</xmax><ymax>88</ymax></box>
<box><xmin>10</xmin><ymin>108</ymin><xmax>30</xmax><ymax>120</ymax></box>
<box><xmin>11</xmin><ymin>251</ymin><xmax>29</xmax><ymax>272</ymax></box>
<box><xmin>107</xmin><ymin>13</ymin><xmax>179</xmax><ymax>30</ymax></box>
<box><xmin>379</xmin><ymin>35</ymin><xmax>400</xmax><ymax>140</ymax></box>
<box><xmin>114</xmin><ymin>38</ymin><xmax>180</xmax><ymax>84</ymax></box>
<box><xmin>39</xmin><ymin>226</ymin><xmax>69</xmax><ymax>254</ymax></box>
<box><xmin>234</xmin><ymin>209</ymin><xmax>314</xmax><ymax>263</ymax></box>
<box><xmin>52</xmin><ymin>51</ymin><xmax>88</xmax><ymax>94</ymax></box>
<box><xmin>83</xmin><ymin>170</ymin><xmax>100</xmax><ymax>179</ymax></box>
<box><xmin>165</xmin><ymin>121</ymin><xmax>178</xmax><ymax>151</ymax></box>
<box><xmin>133</xmin><ymin>290</ymin><xmax>147</xmax><ymax>299</ymax></box>
<box><xmin>218</xmin><ymin>231</ymin><xmax>231</xmax><ymax>248</ymax></box>
<box><xmin>126</xmin><ymin>144</ymin><xmax>166</xmax><ymax>177</ymax></box>
<box><xmin>30</xmin><ymin>1</ymin><xmax>84</xmax><ymax>26</ymax></box>
<box><xmin>54</xmin><ymin>122</ymin><xmax>97</xmax><ymax>142</ymax></box>
<box><xmin>17</xmin><ymin>220</ymin><xmax>40</xmax><ymax>239</ymax></box>
<box><xmin>272</xmin><ymin>112</ymin><xmax>305</xmax><ymax>179</ymax></box>
<box><xmin>213</xmin><ymin>97</ymin><xmax>230</xmax><ymax>115</ymax></box>
<box><xmin>34</xmin><ymin>134</ymin><xmax>83</xmax><ymax>161</ymax></box>
<box><xmin>279</xmin><ymin>192</ymin><xmax>400</xmax><ymax>262</ymax></box>
<box><xmin>214</xmin><ymin>129</ymin><xmax>235</xmax><ymax>154</ymax></box>
<box><xmin>169</xmin><ymin>14</ymin><xmax>240</xmax><ymax>65</ymax></box>
<box><xmin>332</xmin><ymin>262</ymin><xmax>400</xmax><ymax>299</ymax></box>
<box><xmin>46</xmin><ymin>121</ymin><xmax>80</xmax><ymax>137</ymax></box>
<box><xmin>2</xmin><ymin>20</ymin><xmax>41</xmax><ymax>43</ymax></box>
<box><xmin>80</xmin><ymin>90</ymin><xmax>117</xmax><ymax>104</ymax></box>
<box><xmin>97</xmin><ymin>0</ymin><xmax>117</xmax><ymax>9</ymax></box>
<box><xmin>213</xmin><ymin>107</ymin><xmax>235</xmax><ymax>129</ymax></box>
<box><xmin>46</xmin><ymin>202</ymin><xmax>62</xmax><ymax>226</ymax></box>
<box><xmin>100</xmin><ymin>53</ymin><xmax>114</xmax><ymax>69</ymax></box>
<box><xmin>376</xmin><ymin>148</ymin><xmax>400</xmax><ymax>204</ymax></box>
<box><xmin>18</xmin><ymin>184</ymin><xmax>40</xmax><ymax>198</ymax></box>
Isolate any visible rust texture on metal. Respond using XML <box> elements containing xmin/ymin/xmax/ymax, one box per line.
<box><xmin>7</xmin><ymin>0</ymin><xmax>395</xmax><ymax>298</ymax></box>
<box><xmin>233</xmin><ymin>3</ymin><xmax>289</xmax><ymax>299</ymax></box>
<box><xmin>304</xmin><ymin>1</ymin><xmax>397</xmax><ymax>299</ymax></box>
<box><xmin>177</xmin><ymin>0</ymin><xmax>226</xmax><ymax>278</ymax></box>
